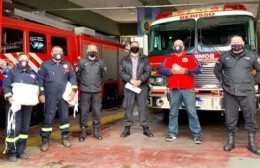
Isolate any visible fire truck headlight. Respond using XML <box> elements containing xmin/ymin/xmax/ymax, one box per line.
<box><xmin>156</xmin><ymin>98</ymin><xmax>164</xmax><ymax>107</ymax></box>
<box><xmin>155</xmin><ymin>76</ymin><xmax>164</xmax><ymax>85</ymax></box>
<box><xmin>149</xmin><ymin>78</ymin><xmax>155</xmax><ymax>84</ymax></box>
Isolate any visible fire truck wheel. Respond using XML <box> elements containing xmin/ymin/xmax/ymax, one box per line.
<box><xmin>30</xmin><ymin>103</ymin><xmax>44</xmax><ymax>126</ymax></box>
<box><xmin>103</xmin><ymin>84</ymin><xmax>118</xmax><ymax>109</ymax></box>
<box><xmin>0</xmin><ymin>95</ymin><xmax>5</xmax><ymax>128</ymax></box>
<box><xmin>163</xmin><ymin>109</ymin><xmax>169</xmax><ymax>123</ymax></box>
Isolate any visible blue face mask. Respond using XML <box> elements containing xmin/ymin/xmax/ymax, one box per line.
<box><xmin>173</xmin><ymin>45</ymin><xmax>183</xmax><ymax>53</ymax></box>
<box><xmin>17</xmin><ymin>60</ymin><xmax>28</xmax><ymax>69</ymax></box>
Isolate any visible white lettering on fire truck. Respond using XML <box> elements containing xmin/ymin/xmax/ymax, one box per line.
<box><xmin>180</xmin><ymin>12</ymin><xmax>215</xmax><ymax>20</ymax></box>
<box><xmin>30</xmin><ymin>36</ymin><xmax>44</xmax><ymax>41</ymax></box>
<box><xmin>195</xmin><ymin>53</ymin><xmax>215</xmax><ymax>60</ymax></box>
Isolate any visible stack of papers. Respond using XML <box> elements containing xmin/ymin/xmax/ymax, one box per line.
<box><xmin>125</xmin><ymin>82</ymin><xmax>141</xmax><ymax>94</ymax></box>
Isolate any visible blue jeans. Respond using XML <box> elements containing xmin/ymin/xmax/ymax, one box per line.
<box><xmin>168</xmin><ymin>89</ymin><xmax>202</xmax><ymax>138</ymax></box>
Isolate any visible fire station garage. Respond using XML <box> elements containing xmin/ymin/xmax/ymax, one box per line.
<box><xmin>1</xmin><ymin>0</ymin><xmax>260</xmax><ymax>167</ymax></box>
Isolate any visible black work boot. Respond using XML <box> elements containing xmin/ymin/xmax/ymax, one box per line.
<box><xmin>18</xmin><ymin>153</ymin><xmax>28</xmax><ymax>160</ymax></box>
<box><xmin>62</xmin><ymin>135</ymin><xmax>71</xmax><ymax>148</ymax></box>
<box><xmin>17</xmin><ymin>139</ymin><xmax>28</xmax><ymax>159</ymax></box>
<box><xmin>79</xmin><ymin>126</ymin><xmax>87</xmax><ymax>142</ymax></box>
<box><xmin>40</xmin><ymin>139</ymin><xmax>49</xmax><ymax>152</ymax></box>
<box><xmin>224</xmin><ymin>133</ymin><xmax>235</xmax><ymax>151</ymax></box>
<box><xmin>248</xmin><ymin>133</ymin><xmax>260</xmax><ymax>155</ymax></box>
<box><xmin>142</xmin><ymin>126</ymin><xmax>154</xmax><ymax>137</ymax></box>
<box><xmin>9</xmin><ymin>155</ymin><xmax>17</xmax><ymax>162</ymax></box>
<box><xmin>120</xmin><ymin>126</ymin><xmax>130</xmax><ymax>138</ymax></box>
<box><xmin>93</xmin><ymin>128</ymin><xmax>103</xmax><ymax>140</ymax></box>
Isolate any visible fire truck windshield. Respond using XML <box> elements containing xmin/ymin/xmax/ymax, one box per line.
<box><xmin>198</xmin><ymin>15</ymin><xmax>255</xmax><ymax>52</ymax></box>
<box><xmin>149</xmin><ymin>19</ymin><xmax>195</xmax><ymax>56</ymax></box>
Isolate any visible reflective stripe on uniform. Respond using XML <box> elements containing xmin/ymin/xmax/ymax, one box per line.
<box><xmin>60</xmin><ymin>123</ymin><xmax>70</xmax><ymax>129</ymax></box>
<box><xmin>6</xmin><ymin>136</ymin><xmax>19</xmax><ymax>143</ymax></box>
<box><xmin>41</xmin><ymin>127</ymin><xmax>53</xmax><ymax>132</ymax></box>
<box><xmin>40</xmin><ymin>87</ymin><xmax>44</xmax><ymax>91</ymax></box>
<box><xmin>19</xmin><ymin>134</ymin><xmax>28</xmax><ymax>139</ymax></box>
<box><xmin>4</xmin><ymin>92</ymin><xmax>12</xmax><ymax>99</ymax></box>
<box><xmin>72</xmin><ymin>85</ymin><xmax>77</xmax><ymax>89</ymax></box>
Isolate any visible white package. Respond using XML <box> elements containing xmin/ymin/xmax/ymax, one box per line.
<box><xmin>12</xmin><ymin>83</ymin><xmax>39</xmax><ymax>106</ymax></box>
<box><xmin>125</xmin><ymin>82</ymin><xmax>141</xmax><ymax>94</ymax></box>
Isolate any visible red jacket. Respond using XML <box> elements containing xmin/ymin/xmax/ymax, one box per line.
<box><xmin>159</xmin><ymin>53</ymin><xmax>201</xmax><ymax>90</ymax></box>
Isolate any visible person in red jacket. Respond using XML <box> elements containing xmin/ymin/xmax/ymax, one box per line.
<box><xmin>159</xmin><ymin>39</ymin><xmax>202</xmax><ymax>144</ymax></box>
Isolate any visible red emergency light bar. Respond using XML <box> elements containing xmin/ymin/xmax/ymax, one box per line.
<box><xmin>156</xmin><ymin>4</ymin><xmax>247</xmax><ymax>20</ymax></box>
<box><xmin>223</xmin><ymin>4</ymin><xmax>247</xmax><ymax>10</ymax></box>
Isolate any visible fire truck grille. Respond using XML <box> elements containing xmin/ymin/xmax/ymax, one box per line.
<box><xmin>194</xmin><ymin>66</ymin><xmax>221</xmax><ymax>90</ymax></box>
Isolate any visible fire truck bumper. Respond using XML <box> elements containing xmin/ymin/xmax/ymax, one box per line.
<box><xmin>149</xmin><ymin>95</ymin><xmax>260</xmax><ymax>112</ymax></box>
<box><xmin>148</xmin><ymin>95</ymin><xmax>225</xmax><ymax>111</ymax></box>
<box><xmin>148</xmin><ymin>85</ymin><xmax>260</xmax><ymax>111</ymax></box>
<box><xmin>148</xmin><ymin>85</ymin><xmax>224</xmax><ymax>111</ymax></box>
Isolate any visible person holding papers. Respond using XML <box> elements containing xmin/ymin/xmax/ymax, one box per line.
<box><xmin>159</xmin><ymin>39</ymin><xmax>203</xmax><ymax>144</ymax></box>
<box><xmin>119</xmin><ymin>41</ymin><xmax>153</xmax><ymax>138</ymax></box>
<box><xmin>3</xmin><ymin>53</ymin><xmax>38</xmax><ymax>162</ymax></box>
<box><xmin>37</xmin><ymin>46</ymin><xmax>77</xmax><ymax>152</ymax></box>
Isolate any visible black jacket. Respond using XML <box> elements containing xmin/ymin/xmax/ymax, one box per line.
<box><xmin>119</xmin><ymin>54</ymin><xmax>151</xmax><ymax>86</ymax></box>
<box><xmin>214</xmin><ymin>49</ymin><xmax>260</xmax><ymax>96</ymax></box>
<box><xmin>77</xmin><ymin>57</ymin><xmax>107</xmax><ymax>93</ymax></box>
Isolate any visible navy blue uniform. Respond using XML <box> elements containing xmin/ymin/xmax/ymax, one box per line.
<box><xmin>2</xmin><ymin>68</ymin><xmax>37</xmax><ymax>158</ymax></box>
<box><xmin>37</xmin><ymin>60</ymin><xmax>77</xmax><ymax>140</ymax></box>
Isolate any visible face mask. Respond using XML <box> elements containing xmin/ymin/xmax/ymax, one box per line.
<box><xmin>88</xmin><ymin>51</ymin><xmax>97</xmax><ymax>58</ymax></box>
<box><xmin>52</xmin><ymin>53</ymin><xmax>63</xmax><ymax>61</ymax></box>
<box><xmin>231</xmin><ymin>44</ymin><xmax>244</xmax><ymax>53</ymax></box>
<box><xmin>174</xmin><ymin>45</ymin><xmax>183</xmax><ymax>53</ymax></box>
<box><xmin>17</xmin><ymin>61</ymin><xmax>28</xmax><ymax>69</ymax></box>
<box><xmin>130</xmin><ymin>47</ymin><xmax>139</xmax><ymax>53</ymax></box>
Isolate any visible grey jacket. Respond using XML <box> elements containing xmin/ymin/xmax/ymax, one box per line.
<box><xmin>214</xmin><ymin>49</ymin><xmax>260</xmax><ymax>96</ymax></box>
<box><xmin>77</xmin><ymin>57</ymin><xmax>107</xmax><ymax>93</ymax></box>
<box><xmin>119</xmin><ymin>55</ymin><xmax>151</xmax><ymax>86</ymax></box>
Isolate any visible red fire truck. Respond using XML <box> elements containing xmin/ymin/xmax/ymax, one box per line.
<box><xmin>147</xmin><ymin>4</ymin><xmax>259</xmax><ymax>111</ymax></box>
<box><xmin>0</xmin><ymin>1</ymin><xmax>128</xmax><ymax>126</ymax></box>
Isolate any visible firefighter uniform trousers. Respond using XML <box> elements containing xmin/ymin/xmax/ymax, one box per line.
<box><xmin>224</xmin><ymin>91</ymin><xmax>257</xmax><ymax>133</ymax></box>
<box><xmin>79</xmin><ymin>92</ymin><xmax>102</xmax><ymax>128</ymax></box>
<box><xmin>123</xmin><ymin>85</ymin><xmax>149</xmax><ymax>126</ymax></box>
<box><xmin>5</xmin><ymin>104</ymin><xmax>32</xmax><ymax>157</ymax></box>
<box><xmin>40</xmin><ymin>92</ymin><xmax>70</xmax><ymax>141</ymax></box>
<box><xmin>38</xmin><ymin>60</ymin><xmax>77</xmax><ymax>141</ymax></box>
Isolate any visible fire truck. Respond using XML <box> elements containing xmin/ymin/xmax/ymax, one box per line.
<box><xmin>0</xmin><ymin>1</ymin><xmax>128</xmax><ymax>126</ymax></box>
<box><xmin>147</xmin><ymin>4</ymin><xmax>259</xmax><ymax>111</ymax></box>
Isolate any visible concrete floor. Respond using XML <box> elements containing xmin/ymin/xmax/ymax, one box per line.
<box><xmin>0</xmin><ymin>106</ymin><xmax>260</xmax><ymax>168</ymax></box>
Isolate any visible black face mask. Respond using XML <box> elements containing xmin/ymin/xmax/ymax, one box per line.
<box><xmin>17</xmin><ymin>61</ymin><xmax>28</xmax><ymax>69</ymax></box>
<box><xmin>130</xmin><ymin>47</ymin><xmax>139</xmax><ymax>53</ymax></box>
<box><xmin>88</xmin><ymin>51</ymin><xmax>97</xmax><ymax>58</ymax></box>
<box><xmin>231</xmin><ymin>44</ymin><xmax>244</xmax><ymax>53</ymax></box>
<box><xmin>52</xmin><ymin>53</ymin><xmax>63</xmax><ymax>61</ymax></box>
